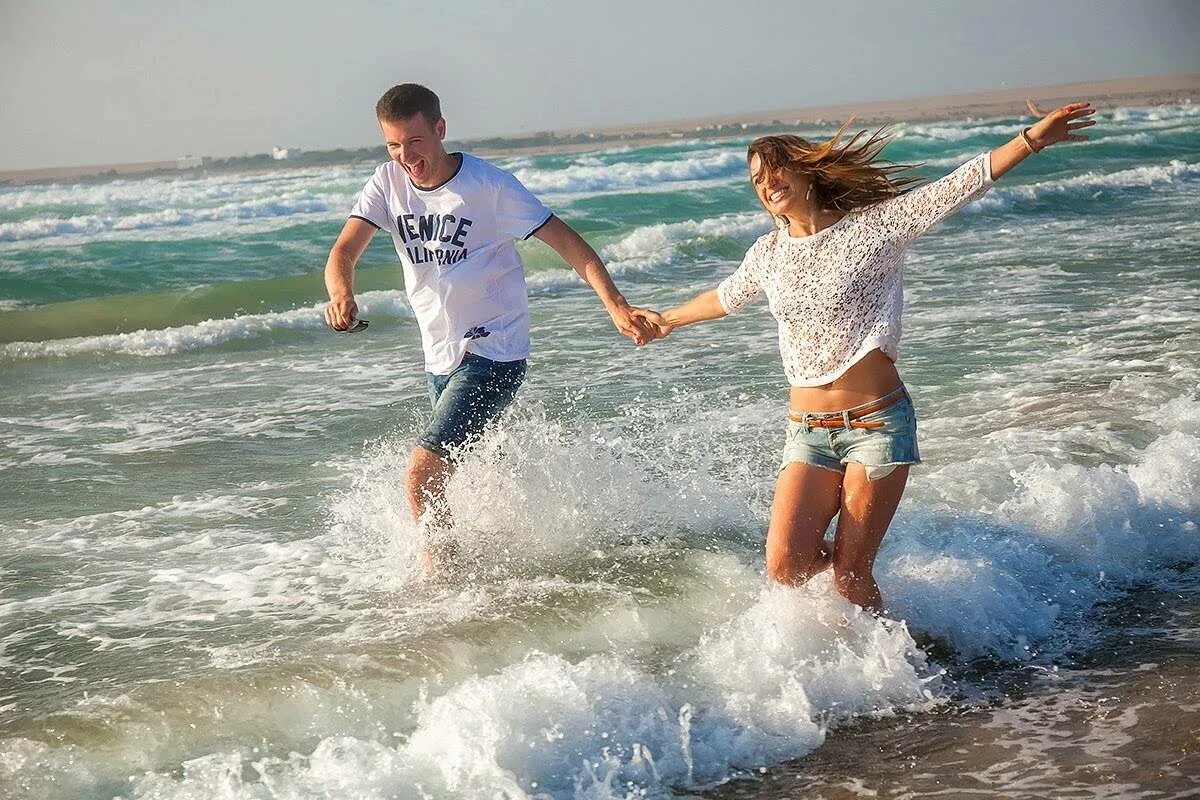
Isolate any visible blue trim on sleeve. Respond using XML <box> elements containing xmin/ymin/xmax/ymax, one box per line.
<box><xmin>523</xmin><ymin>212</ymin><xmax>555</xmax><ymax>240</ymax></box>
<box><xmin>349</xmin><ymin>214</ymin><xmax>382</xmax><ymax>230</ymax></box>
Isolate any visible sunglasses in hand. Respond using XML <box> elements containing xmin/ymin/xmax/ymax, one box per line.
<box><xmin>333</xmin><ymin>319</ymin><xmax>369</xmax><ymax>333</ymax></box>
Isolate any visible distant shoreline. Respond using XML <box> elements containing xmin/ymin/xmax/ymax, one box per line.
<box><xmin>3</xmin><ymin>73</ymin><xmax>1196</xmax><ymax>186</ymax></box>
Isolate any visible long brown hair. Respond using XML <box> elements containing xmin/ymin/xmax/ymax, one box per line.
<box><xmin>747</xmin><ymin>119</ymin><xmax>922</xmax><ymax>215</ymax></box>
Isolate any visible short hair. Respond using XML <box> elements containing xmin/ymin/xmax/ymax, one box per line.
<box><xmin>375</xmin><ymin>84</ymin><xmax>442</xmax><ymax>127</ymax></box>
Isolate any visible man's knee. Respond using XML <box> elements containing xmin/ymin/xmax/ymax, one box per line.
<box><xmin>407</xmin><ymin>445</ymin><xmax>449</xmax><ymax>490</ymax></box>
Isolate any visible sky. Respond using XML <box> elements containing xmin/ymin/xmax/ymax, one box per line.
<box><xmin>1</xmin><ymin>0</ymin><xmax>1198</xmax><ymax>170</ymax></box>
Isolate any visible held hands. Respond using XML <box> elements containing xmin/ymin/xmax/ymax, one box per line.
<box><xmin>605</xmin><ymin>301</ymin><xmax>674</xmax><ymax>345</ymax></box>
<box><xmin>607</xmin><ymin>300</ymin><xmax>659</xmax><ymax>346</ymax></box>
<box><xmin>627</xmin><ymin>307</ymin><xmax>673</xmax><ymax>343</ymax></box>
<box><xmin>1026</xmin><ymin>101</ymin><xmax>1097</xmax><ymax>150</ymax></box>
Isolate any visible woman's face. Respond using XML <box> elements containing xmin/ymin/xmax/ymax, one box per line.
<box><xmin>749</xmin><ymin>153</ymin><xmax>812</xmax><ymax>218</ymax></box>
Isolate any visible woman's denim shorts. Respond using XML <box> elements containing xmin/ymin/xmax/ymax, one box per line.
<box><xmin>782</xmin><ymin>386</ymin><xmax>920</xmax><ymax>479</ymax></box>
<box><xmin>419</xmin><ymin>353</ymin><xmax>526</xmax><ymax>458</ymax></box>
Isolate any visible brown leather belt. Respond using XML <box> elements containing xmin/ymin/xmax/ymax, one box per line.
<box><xmin>788</xmin><ymin>387</ymin><xmax>906</xmax><ymax>430</ymax></box>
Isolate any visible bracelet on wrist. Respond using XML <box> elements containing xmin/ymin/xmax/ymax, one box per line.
<box><xmin>1019</xmin><ymin>127</ymin><xmax>1042</xmax><ymax>154</ymax></box>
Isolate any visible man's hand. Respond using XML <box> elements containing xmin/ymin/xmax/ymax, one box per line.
<box><xmin>530</xmin><ymin>217</ymin><xmax>663</xmax><ymax>346</ymax></box>
<box><xmin>324</xmin><ymin>296</ymin><xmax>360</xmax><ymax>331</ymax></box>
<box><xmin>628</xmin><ymin>307</ymin><xmax>673</xmax><ymax>342</ymax></box>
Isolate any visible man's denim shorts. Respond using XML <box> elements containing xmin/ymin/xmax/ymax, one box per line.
<box><xmin>419</xmin><ymin>353</ymin><xmax>526</xmax><ymax>458</ymax></box>
<box><xmin>781</xmin><ymin>387</ymin><xmax>920</xmax><ymax>479</ymax></box>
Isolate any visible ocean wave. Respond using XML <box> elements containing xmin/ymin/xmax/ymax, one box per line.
<box><xmin>0</xmin><ymin>191</ymin><xmax>353</xmax><ymax>243</ymax></box>
<box><xmin>1023</xmin><ymin>159</ymin><xmax>1200</xmax><ymax>193</ymax></box>
<box><xmin>375</xmin><ymin>594</ymin><xmax>926</xmax><ymax>799</ymax></box>
<box><xmin>601</xmin><ymin>212</ymin><xmax>767</xmax><ymax>265</ymax></box>
<box><xmin>884</xmin><ymin>103</ymin><xmax>1198</xmax><ymax>150</ymax></box>
<box><xmin>963</xmin><ymin>159</ymin><xmax>1200</xmax><ymax>212</ymax></box>
<box><xmin>929</xmin><ymin>130</ymin><xmax>1160</xmax><ymax>158</ymax></box>
<box><xmin>1</xmin><ymin>290</ymin><xmax>412</xmax><ymax>359</ymax></box>
<box><xmin>512</xmin><ymin>150</ymin><xmax>744</xmax><ymax>194</ymax></box>
<box><xmin>1080</xmin><ymin>131</ymin><xmax>1157</xmax><ymax>147</ymax></box>
<box><xmin>0</xmin><ymin>592</ymin><xmax>929</xmax><ymax>800</ymax></box>
<box><xmin>1110</xmin><ymin>103</ymin><xmax>1200</xmax><ymax>124</ymax></box>
<box><xmin>894</xmin><ymin>121</ymin><xmax>1022</xmax><ymax>142</ymax></box>
<box><xmin>0</xmin><ymin>166</ymin><xmax>363</xmax><ymax>213</ymax></box>
<box><xmin>524</xmin><ymin>212</ymin><xmax>768</xmax><ymax>291</ymax></box>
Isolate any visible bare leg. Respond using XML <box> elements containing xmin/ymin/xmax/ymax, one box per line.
<box><xmin>406</xmin><ymin>444</ymin><xmax>453</xmax><ymax>524</ymax></box>
<box><xmin>765</xmin><ymin>463</ymin><xmax>844</xmax><ymax>585</ymax></box>
<box><xmin>407</xmin><ymin>445</ymin><xmax>456</xmax><ymax>573</ymax></box>
<box><xmin>830</xmin><ymin>464</ymin><xmax>909</xmax><ymax>612</ymax></box>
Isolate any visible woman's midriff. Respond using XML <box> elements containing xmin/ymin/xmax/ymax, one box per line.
<box><xmin>788</xmin><ymin>349</ymin><xmax>903</xmax><ymax>413</ymax></box>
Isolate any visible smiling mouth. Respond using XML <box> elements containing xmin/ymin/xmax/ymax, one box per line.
<box><xmin>767</xmin><ymin>189</ymin><xmax>788</xmax><ymax>204</ymax></box>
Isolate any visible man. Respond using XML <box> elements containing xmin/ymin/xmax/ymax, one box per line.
<box><xmin>324</xmin><ymin>83</ymin><xmax>651</xmax><ymax>552</ymax></box>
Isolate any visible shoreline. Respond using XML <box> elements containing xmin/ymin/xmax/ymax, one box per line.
<box><xmin>1</xmin><ymin>73</ymin><xmax>1196</xmax><ymax>186</ymax></box>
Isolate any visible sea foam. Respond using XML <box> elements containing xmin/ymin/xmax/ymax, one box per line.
<box><xmin>512</xmin><ymin>150</ymin><xmax>744</xmax><ymax>195</ymax></box>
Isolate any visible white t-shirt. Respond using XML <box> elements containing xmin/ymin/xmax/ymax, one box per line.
<box><xmin>350</xmin><ymin>153</ymin><xmax>553</xmax><ymax>374</ymax></box>
<box><xmin>717</xmin><ymin>153</ymin><xmax>993</xmax><ymax>387</ymax></box>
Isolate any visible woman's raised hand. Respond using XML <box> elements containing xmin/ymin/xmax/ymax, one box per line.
<box><xmin>1027</xmin><ymin>101</ymin><xmax>1097</xmax><ymax>150</ymax></box>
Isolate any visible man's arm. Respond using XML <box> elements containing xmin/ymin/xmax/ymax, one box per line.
<box><xmin>531</xmin><ymin>215</ymin><xmax>654</xmax><ymax>345</ymax></box>
<box><xmin>323</xmin><ymin>217</ymin><xmax>377</xmax><ymax>330</ymax></box>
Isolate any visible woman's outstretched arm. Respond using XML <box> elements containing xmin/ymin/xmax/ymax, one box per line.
<box><xmin>633</xmin><ymin>288</ymin><xmax>727</xmax><ymax>339</ymax></box>
<box><xmin>990</xmin><ymin>101</ymin><xmax>1096</xmax><ymax>180</ymax></box>
<box><xmin>874</xmin><ymin>100</ymin><xmax>1097</xmax><ymax>242</ymax></box>
<box><xmin>636</xmin><ymin>237</ymin><xmax>771</xmax><ymax>340</ymax></box>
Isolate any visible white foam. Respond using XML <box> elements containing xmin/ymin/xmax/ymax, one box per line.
<box><xmin>1016</xmin><ymin>159</ymin><xmax>1199</xmax><ymax>195</ymax></box>
<box><xmin>512</xmin><ymin>150</ymin><xmax>744</xmax><ymax>194</ymax></box>
<box><xmin>0</xmin><ymin>165</ymin><xmax>372</xmax><ymax>249</ymax></box>
<box><xmin>4</xmin><ymin>397</ymin><xmax>1199</xmax><ymax>797</ymax></box>
<box><xmin>600</xmin><ymin>213</ymin><xmax>768</xmax><ymax>268</ymax></box>
<box><xmin>962</xmin><ymin>159</ymin><xmax>1200</xmax><ymax>213</ymax></box>
<box><xmin>523</xmin><ymin>212</ymin><xmax>768</xmax><ymax>291</ymax></box>
<box><xmin>75</xmin><ymin>587</ymin><xmax>929</xmax><ymax>800</ymax></box>
<box><xmin>0</xmin><ymin>191</ymin><xmax>353</xmax><ymax>244</ymax></box>
<box><xmin>896</xmin><ymin>122</ymin><xmax>1020</xmax><ymax>142</ymax></box>
<box><xmin>1083</xmin><ymin>131</ymin><xmax>1156</xmax><ymax>146</ymax></box>
<box><xmin>0</xmin><ymin>166</ymin><xmax>362</xmax><ymax>213</ymax></box>
<box><xmin>1110</xmin><ymin>103</ymin><xmax>1200</xmax><ymax>124</ymax></box>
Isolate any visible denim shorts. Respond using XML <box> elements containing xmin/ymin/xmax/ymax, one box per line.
<box><xmin>781</xmin><ymin>386</ymin><xmax>920</xmax><ymax>478</ymax></box>
<box><xmin>419</xmin><ymin>353</ymin><xmax>526</xmax><ymax>458</ymax></box>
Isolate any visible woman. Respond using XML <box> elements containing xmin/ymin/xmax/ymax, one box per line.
<box><xmin>635</xmin><ymin>103</ymin><xmax>1096</xmax><ymax>611</ymax></box>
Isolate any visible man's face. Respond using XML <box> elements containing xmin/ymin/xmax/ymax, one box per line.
<box><xmin>380</xmin><ymin>114</ymin><xmax>448</xmax><ymax>186</ymax></box>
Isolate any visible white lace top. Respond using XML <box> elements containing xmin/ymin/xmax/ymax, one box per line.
<box><xmin>717</xmin><ymin>153</ymin><xmax>994</xmax><ymax>387</ymax></box>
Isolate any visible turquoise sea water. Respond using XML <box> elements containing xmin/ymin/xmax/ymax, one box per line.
<box><xmin>2</xmin><ymin>104</ymin><xmax>1199</xmax><ymax>798</ymax></box>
